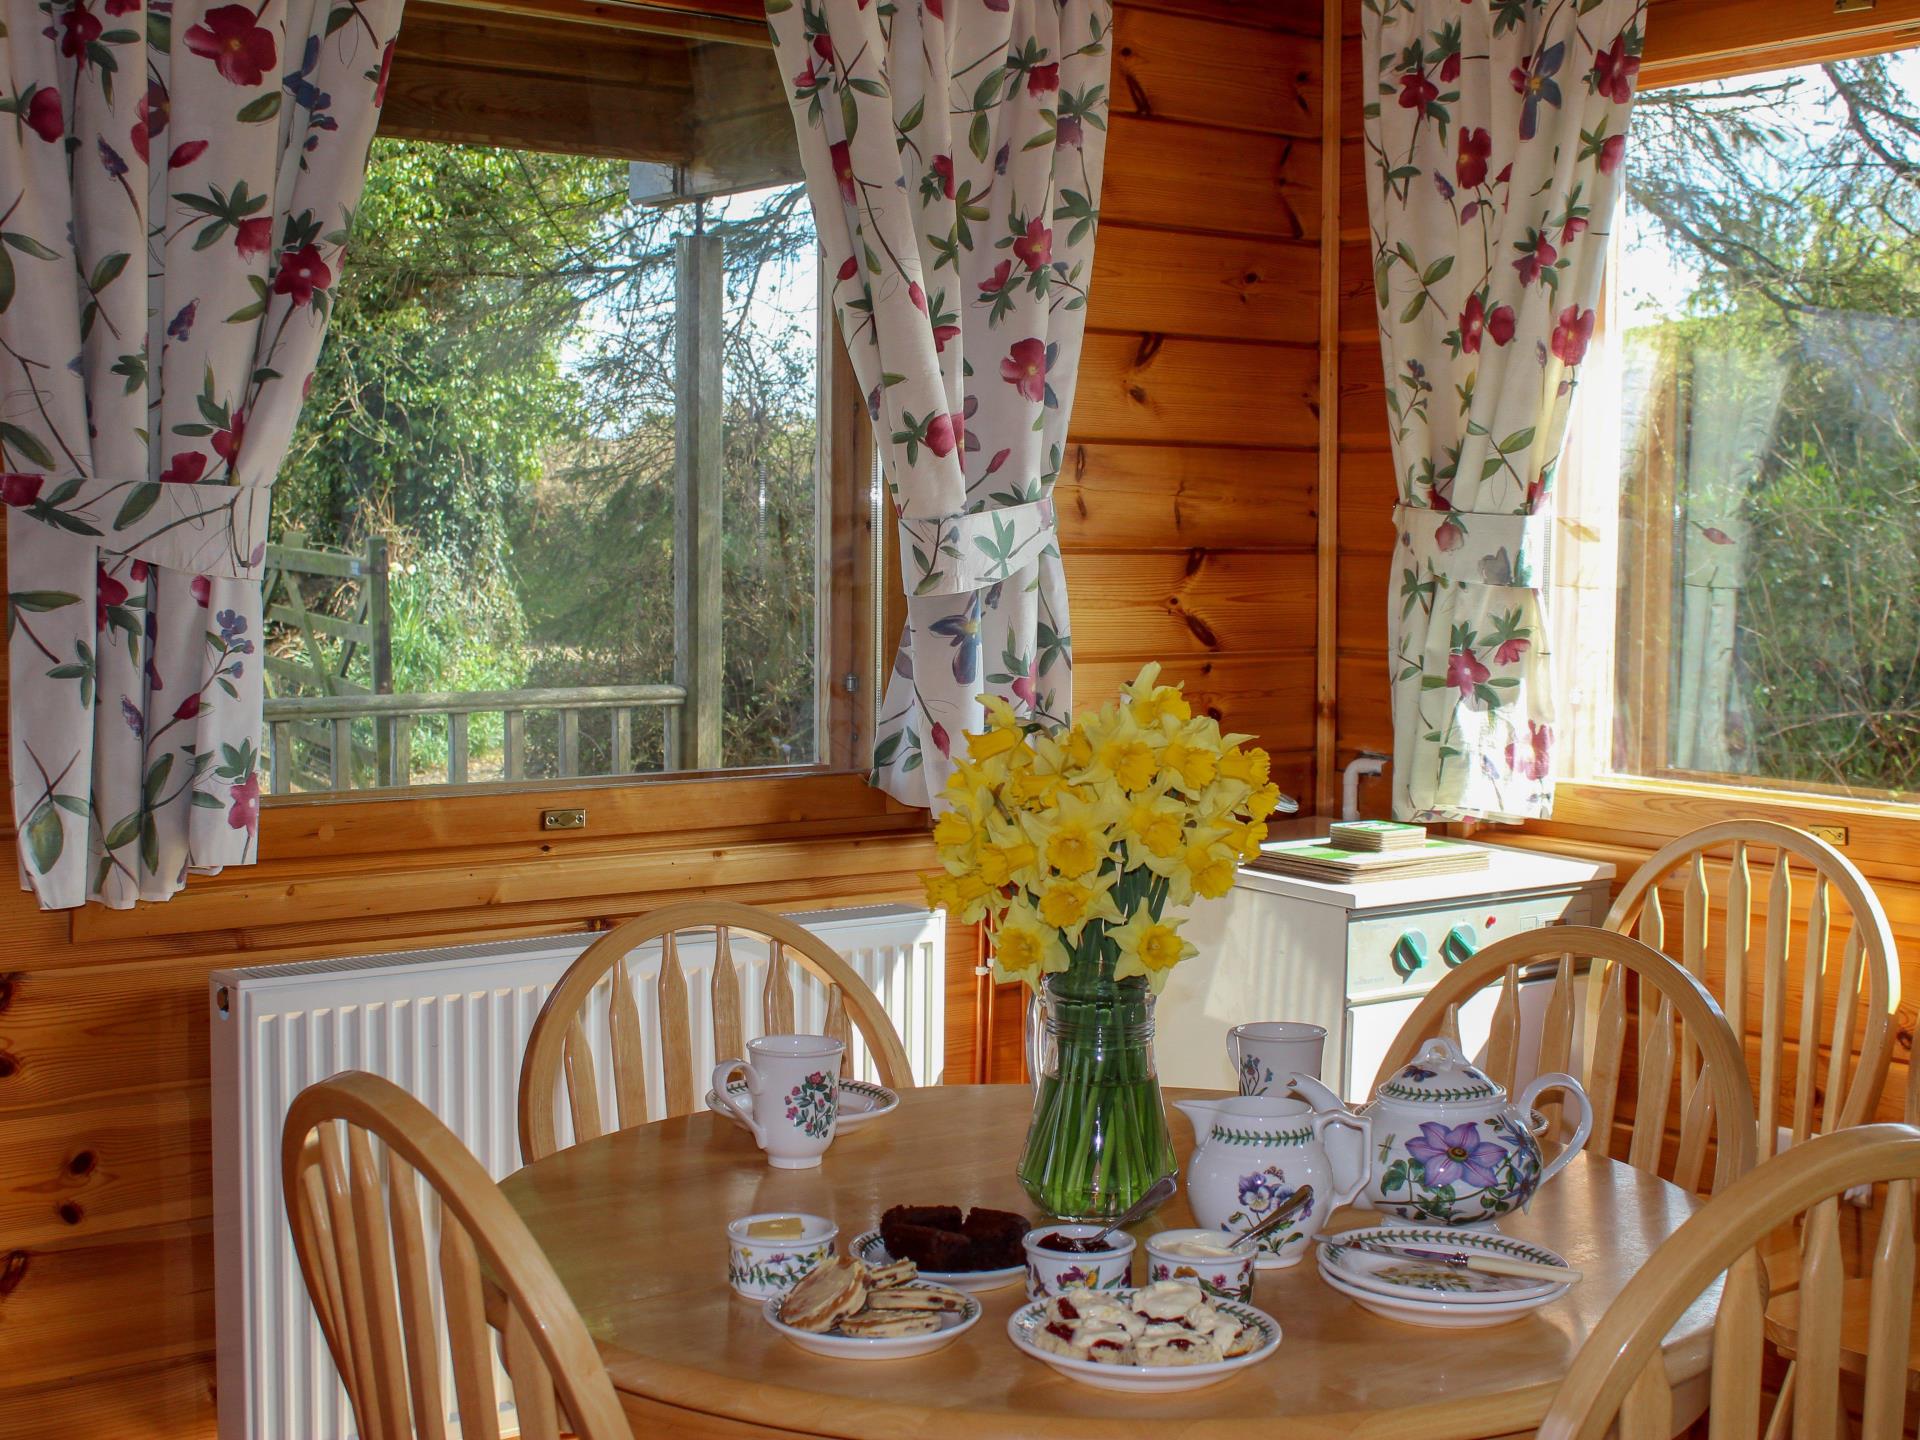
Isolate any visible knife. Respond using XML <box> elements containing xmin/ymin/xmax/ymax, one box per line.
<box><xmin>1335</xmin><ymin>1238</ymin><xmax>1580</xmax><ymax>1285</ymax></box>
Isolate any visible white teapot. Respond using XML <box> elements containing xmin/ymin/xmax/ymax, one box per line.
<box><xmin>1174</xmin><ymin>1093</ymin><xmax>1370</xmax><ymax>1268</ymax></box>
<box><xmin>1289</xmin><ymin>1037</ymin><xmax>1593</xmax><ymax>1225</ymax></box>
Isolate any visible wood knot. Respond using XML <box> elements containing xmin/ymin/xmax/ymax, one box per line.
<box><xmin>1131</xmin><ymin>333</ymin><xmax>1165</xmax><ymax>369</ymax></box>
<box><xmin>0</xmin><ymin>974</ymin><xmax>18</xmax><ymax>1012</ymax></box>
<box><xmin>0</xmin><ymin>1252</ymin><xmax>27</xmax><ymax>1298</ymax></box>
<box><xmin>57</xmin><ymin>1203</ymin><xmax>83</xmax><ymax>1227</ymax></box>
<box><xmin>0</xmin><ymin>1052</ymin><xmax>18</xmax><ymax>1080</ymax></box>
<box><xmin>68</xmin><ymin>1150</ymin><xmax>96</xmax><ymax>1177</ymax></box>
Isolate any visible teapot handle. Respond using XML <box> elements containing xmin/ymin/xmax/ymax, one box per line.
<box><xmin>1518</xmin><ymin>1072</ymin><xmax>1594</xmax><ymax>1188</ymax></box>
<box><xmin>1311</xmin><ymin>1109</ymin><xmax>1374</xmax><ymax>1208</ymax></box>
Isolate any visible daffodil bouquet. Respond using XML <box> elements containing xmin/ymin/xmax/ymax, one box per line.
<box><xmin>922</xmin><ymin>664</ymin><xmax>1285</xmax><ymax>1221</ymax></box>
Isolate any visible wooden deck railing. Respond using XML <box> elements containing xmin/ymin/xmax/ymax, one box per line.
<box><xmin>263</xmin><ymin>684</ymin><xmax>687</xmax><ymax>793</ymax></box>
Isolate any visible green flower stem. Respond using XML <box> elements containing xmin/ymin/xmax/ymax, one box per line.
<box><xmin>1017</xmin><ymin>964</ymin><xmax>1177</xmax><ymax>1223</ymax></box>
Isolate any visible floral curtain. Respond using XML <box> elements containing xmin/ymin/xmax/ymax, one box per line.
<box><xmin>767</xmin><ymin>0</ymin><xmax>1113</xmax><ymax>807</ymax></box>
<box><xmin>1365</xmin><ymin>0</ymin><xmax>1647</xmax><ymax>821</ymax></box>
<box><xmin>1</xmin><ymin>0</ymin><xmax>403</xmax><ymax>907</ymax></box>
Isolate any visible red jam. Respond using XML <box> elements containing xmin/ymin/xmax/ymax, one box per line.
<box><xmin>1036</xmin><ymin>1231</ymin><xmax>1114</xmax><ymax>1253</ymax></box>
<box><xmin>1045</xmin><ymin>1322</ymin><xmax>1074</xmax><ymax>1340</ymax></box>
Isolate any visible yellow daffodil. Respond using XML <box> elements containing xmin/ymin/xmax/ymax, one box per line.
<box><xmin>1159</xmin><ymin>735</ymin><xmax>1219</xmax><ymax>792</ymax></box>
<box><xmin>1120</xmin><ymin>662</ymin><xmax>1193</xmax><ymax>730</ymax></box>
<box><xmin>1110</xmin><ymin>910</ymin><xmax>1198</xmax><ymax>991</ymax></box>
<box><xmin>989</xmin><ymin>896</ymin><xmax>1070</xmax><ymax>986</ymax></box>
<box><xmin>1218</xmin><ymin>744</ymin><xmax>1271</xmax><ymax>788</ymax></box>
<box><xmin>1161</xmin><ymin>830</ymin><xmax>1237</xmax><ymax>905</ymax></box>
<box><xmin>1243</xmin><ymin>782</ymin><xmax>1284</xmax><ymax>821</ymax></box>
<box><xmin>965</xmin><ymin>722</ymin><xmax>1022</xmax><ymax>763</ymax></box>
<box><xmin>920</xmin><ymin>668</ymin><xmax>1278</xmax><ymax>992</ymax></box>
<box><xmin>1120</xmin><ymin>791</ymin><xmax>1190</xmax><ymax>869</ymax></box>
<box><xmin>1021</xmin><ymin>787</ymin><xmax>1119</xmax><ymax>879</ymax></box>
<box><xmin>1035</xmin><ymin>870</ymin><xmax>1123</xmax><ymax>943</ymax></box>
<box><xmin>976</xmin><ymin>816</ymin><xmax>1042</xmax><ymax>889</ymax></box>
<box><xmin>1220</xmin><ymin>815</ymin><xmax>1269</xmax><ymax>861</ymax></box>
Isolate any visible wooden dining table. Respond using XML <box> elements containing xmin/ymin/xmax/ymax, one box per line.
<box><xmin>499</xmin><ymin>1084</ymin><xmax>1719</xmax><ymax>1440</ymax></box>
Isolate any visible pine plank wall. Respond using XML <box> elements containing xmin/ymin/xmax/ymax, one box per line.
<box><xmin>0</xmin><ymin>0</ymin><xmax>1334</xmax><ymax>1431</ymax></box>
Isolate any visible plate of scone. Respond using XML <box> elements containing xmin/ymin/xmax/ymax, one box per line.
<box><xmin>766</xmin><ymin>1254</ymin><xmax>982</xmax><ymax>1358</ymax></box>
<box><xmin>1008</xmin><ymin>1280</ymin><xmax>1281</xmax><ymax>1392</ymax></box>
<box><xmin>849</xmin><ymin>1203</ymin><xmax>1029</xmax><ymax>1293</ymax></box>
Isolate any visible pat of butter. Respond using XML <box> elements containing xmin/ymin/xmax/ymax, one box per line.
<box><xmin>746</xmin><ymin>1216</ymin><xmax>805</xmax><ymax>1240</ymax></box>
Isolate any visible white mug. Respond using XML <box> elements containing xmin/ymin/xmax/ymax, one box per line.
<box><xmin>1228</xmin><ymin>1021</ymin><xmax>1327</xmax><ymax>1096</ymax></box>
<box><xmin>711</xmin><ymin>1034</ymin><xmax>844</xmax><ymax>1169</ymax></box>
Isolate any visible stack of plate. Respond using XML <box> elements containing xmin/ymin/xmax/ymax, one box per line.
<box><xmin>1316</xmin><ymin>1225</ymin><xmax>1573</xmax><ymax>1329</ymax></box>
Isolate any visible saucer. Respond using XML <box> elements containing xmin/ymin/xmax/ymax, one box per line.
<box><xmin>1316</xmin><ymin>1257</ymin><xmax>1569</xmax><ymax>1328</ymax></box>
<box><xmin>707</xmin><ymin>1077</ymin><xmax>899</xmax><ymax>1134</ymax></box>
<box><xmin>1318</xmin><ymin>1225</ymin><xmax>1571</xmax><ymax>1304</ymax></box>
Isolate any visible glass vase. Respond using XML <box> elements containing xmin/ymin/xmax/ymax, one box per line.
<box><xmin>1017</xmin><ymin>970</ymin><xmax>1178</xmax><ymax>1223</ymax></box>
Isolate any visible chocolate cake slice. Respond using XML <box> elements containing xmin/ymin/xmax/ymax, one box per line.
<box><xmin>879</xmin><ymin>1219</ymin><xmax>974</xmax><ymax>1272</ymax></box>
<box><xmin>881</xmin><ymin>1203</ymin><xmax>964</xmax><ymax>1233</ymax></box>
<box><xmin>960</xmin><ymin>1207</ymin><xmax>1030</xmax><ymax>1269</ymax></box>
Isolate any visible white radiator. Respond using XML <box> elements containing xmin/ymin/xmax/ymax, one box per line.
<box><xmin>210</xmin><ymin>904</ymin><xmax>944</xmax><ymax>1440</ymax></box>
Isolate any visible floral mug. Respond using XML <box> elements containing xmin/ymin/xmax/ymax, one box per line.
<box><xmin>711</xmin><ymin>1034</ymin><xmax>844</xmax><ymax>1169</ymax></box>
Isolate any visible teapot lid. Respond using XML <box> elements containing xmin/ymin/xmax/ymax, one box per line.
<box><xmin>1375</xmin><ymin>1036</ymin><xmax>1505</xmax><ymax>1107</ymax></box>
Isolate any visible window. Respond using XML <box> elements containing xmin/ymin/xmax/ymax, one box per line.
<box><xmin>1556</xmin><ymin>47</ymin><xmax>1920</xmax><ymax>806</ymax></box>
<box><xmin>260</xmin><ymin>11</ymin><xmax>874</xmax><ymax>796</ymax></box>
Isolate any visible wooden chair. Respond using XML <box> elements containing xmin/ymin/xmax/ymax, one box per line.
<box><xmin>1762</xmin><ymin>1057</ymin><xmax>1920</xmax><ymax>1421</ymax></box>
<box><xmin>1538</xmin><ymin>1122</ymin><xmax>1920</xmax><ymax>1440</ymax></box>
<box><xmin>1374</xmin><ymin>926</ymin><xmax>1758</xmax><ymax>1195</ymax></box>
<box><xmin>1604</xmin><ymin>820</ymin><xmax>1900</xmax><ymax>1162</ymax></box>
<box><xmin>282</xmin><ymin>1071</ymin><xmax>631</xmax><ymax>1440</ymax></box>
<box><xmin>518</xmin><ymin>900</ymin><xmax>915</xmax><ymax>1164</ymax></box>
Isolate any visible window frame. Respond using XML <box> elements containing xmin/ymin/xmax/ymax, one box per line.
<box><xmin>1521</xmin><ymin>1</ymin><xmax>1920</xmax><ymax>848</ymax></box>
<box><xmin>185</xmin><ymin>0</ymin><xmax>898</xmax><ymax>932</ymax></box>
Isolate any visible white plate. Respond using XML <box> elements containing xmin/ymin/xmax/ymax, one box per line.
<box><xmin>707</xmin><ymin>1078</ymin><xmax>900</xmax><ymax>1134</ymax></box>
<box><xmin>850</xmin><ymin>1230</ymin><xmax>1026</xmax><ymax>1293</ymax></box>
<box><xmin>762</xmin><ymin>1285</ymin><xmax>981</xmax><ymax>1359</ymax></box>
<box><xmin>1316</xmin><ymin>1256</ymin><xmax>1569</xmax><ymax>1329</ymax></box>
<box><xmin>1007</xmin><ymin>1292</ymin><xmax>1282</xmax><ymax>1393</ymax></box>
<box><xmin>1318</xmin><ymin>1226</ymin><xmax>1571</xmax><ymax>1304</ymax></box>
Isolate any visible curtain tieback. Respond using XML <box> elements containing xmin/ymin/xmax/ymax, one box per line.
<box><xmin>12</xmin><ymin>476</ymin><xmax>272</xmax><ymax>580</ymax></box>
<box><xmin>1396</xmin><ymin>504</ymin><xmax>1552</xmax><ymax>588</ymax></box>
<box><xmin>896</xmin><ymin>496</ymin><xmax>1058</xmax><ymax>598</ymax></box>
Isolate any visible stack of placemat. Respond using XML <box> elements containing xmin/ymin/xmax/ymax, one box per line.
<box><xmin>1249</xmin><ymin>821</ymin><xmax>1490</xmax><ymax>883</ymax></box>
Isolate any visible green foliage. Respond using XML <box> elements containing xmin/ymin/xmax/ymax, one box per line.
<box><xmin>269</xmin><ymin>137</ymin><xmax>824</xmax><ymax>783</ymax></box>
<box><xmin>1620</xmin><ymin>55</ymin><xmax>1920</xmax><ymax>798</ymax></box>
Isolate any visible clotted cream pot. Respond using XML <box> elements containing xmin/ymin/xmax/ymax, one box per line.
<box><xmin>1288</xmin><ymin>1037</ymin><xmax>1593</xmax><ymax>1225</ymax></box>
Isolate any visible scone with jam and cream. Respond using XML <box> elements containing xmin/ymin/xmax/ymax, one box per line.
<box><xmin>1031</xmin><ymin>1281</ymin><xmax>1261</xmax><ymax>1367</ymax></box>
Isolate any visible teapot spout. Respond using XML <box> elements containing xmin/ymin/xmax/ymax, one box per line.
<box><xmin>1285</xmin><ymin>1071</ymin><xmax>1347</xmax><ymax>1115</ymax></box>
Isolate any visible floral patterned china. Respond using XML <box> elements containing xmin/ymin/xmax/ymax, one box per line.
<box><xmin>710</xmin><ymin>1034</ymin><xmax>844</xmax><ymax>1169</ymax></box>
<box><xmin>1007</xmin><ymin>1290</ymin><xmax>1283</xmax><ymax>1393</ymax></box>
<box><xmin>1022</xmin><ymin>1224</ymin><xmax>1135</xmax><ymax>1299</ymax></box>
<box><xmin>1175</xmin><ymin>1094</ymin><xmax>1369</xmax><ymax>1267</ymax></box>
<box><xmin>849</xmin><ymin>1230</ymin><xmax>1025</xmax><ymax>1294</ymax></box>
<box><xmin>1287</xmin><ymin>1037</ymin><xmax>1594</xmax><ymax>1225</ymax></box>
<box><xmin>725</xmin><ymin>1213</ymin><xmax>838</xmax><ymax>1302</ymax></box>
<box><xmin>709</xmin><ymin>1078</ymin><xmax>899</xmax><ymax>1135</ymax></box>
<box><xmin>1318</xmin><ymin>1226</ymin><xmax>1571</xmax><ymax>1304</ymax></box>
<box><xmin>1144</xmin><ymin>1229</ymin><xmax>1256</xmax><ymax>1302</ymax></box>
<box><xmin>1315</xmin><ymin>1257</ymin><xmax>1571</xmax><ymax>1330</ymax></box>
<box><xmin>763</xmin><ymin>1287</ymin><xmax>983</xmax><ymax>1359</ymax></box>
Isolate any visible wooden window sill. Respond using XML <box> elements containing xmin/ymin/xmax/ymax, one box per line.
<box><xmin>69</xmin><ymin>770</ymin><xmax>933</xmax><ymax>945</ymax></box>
